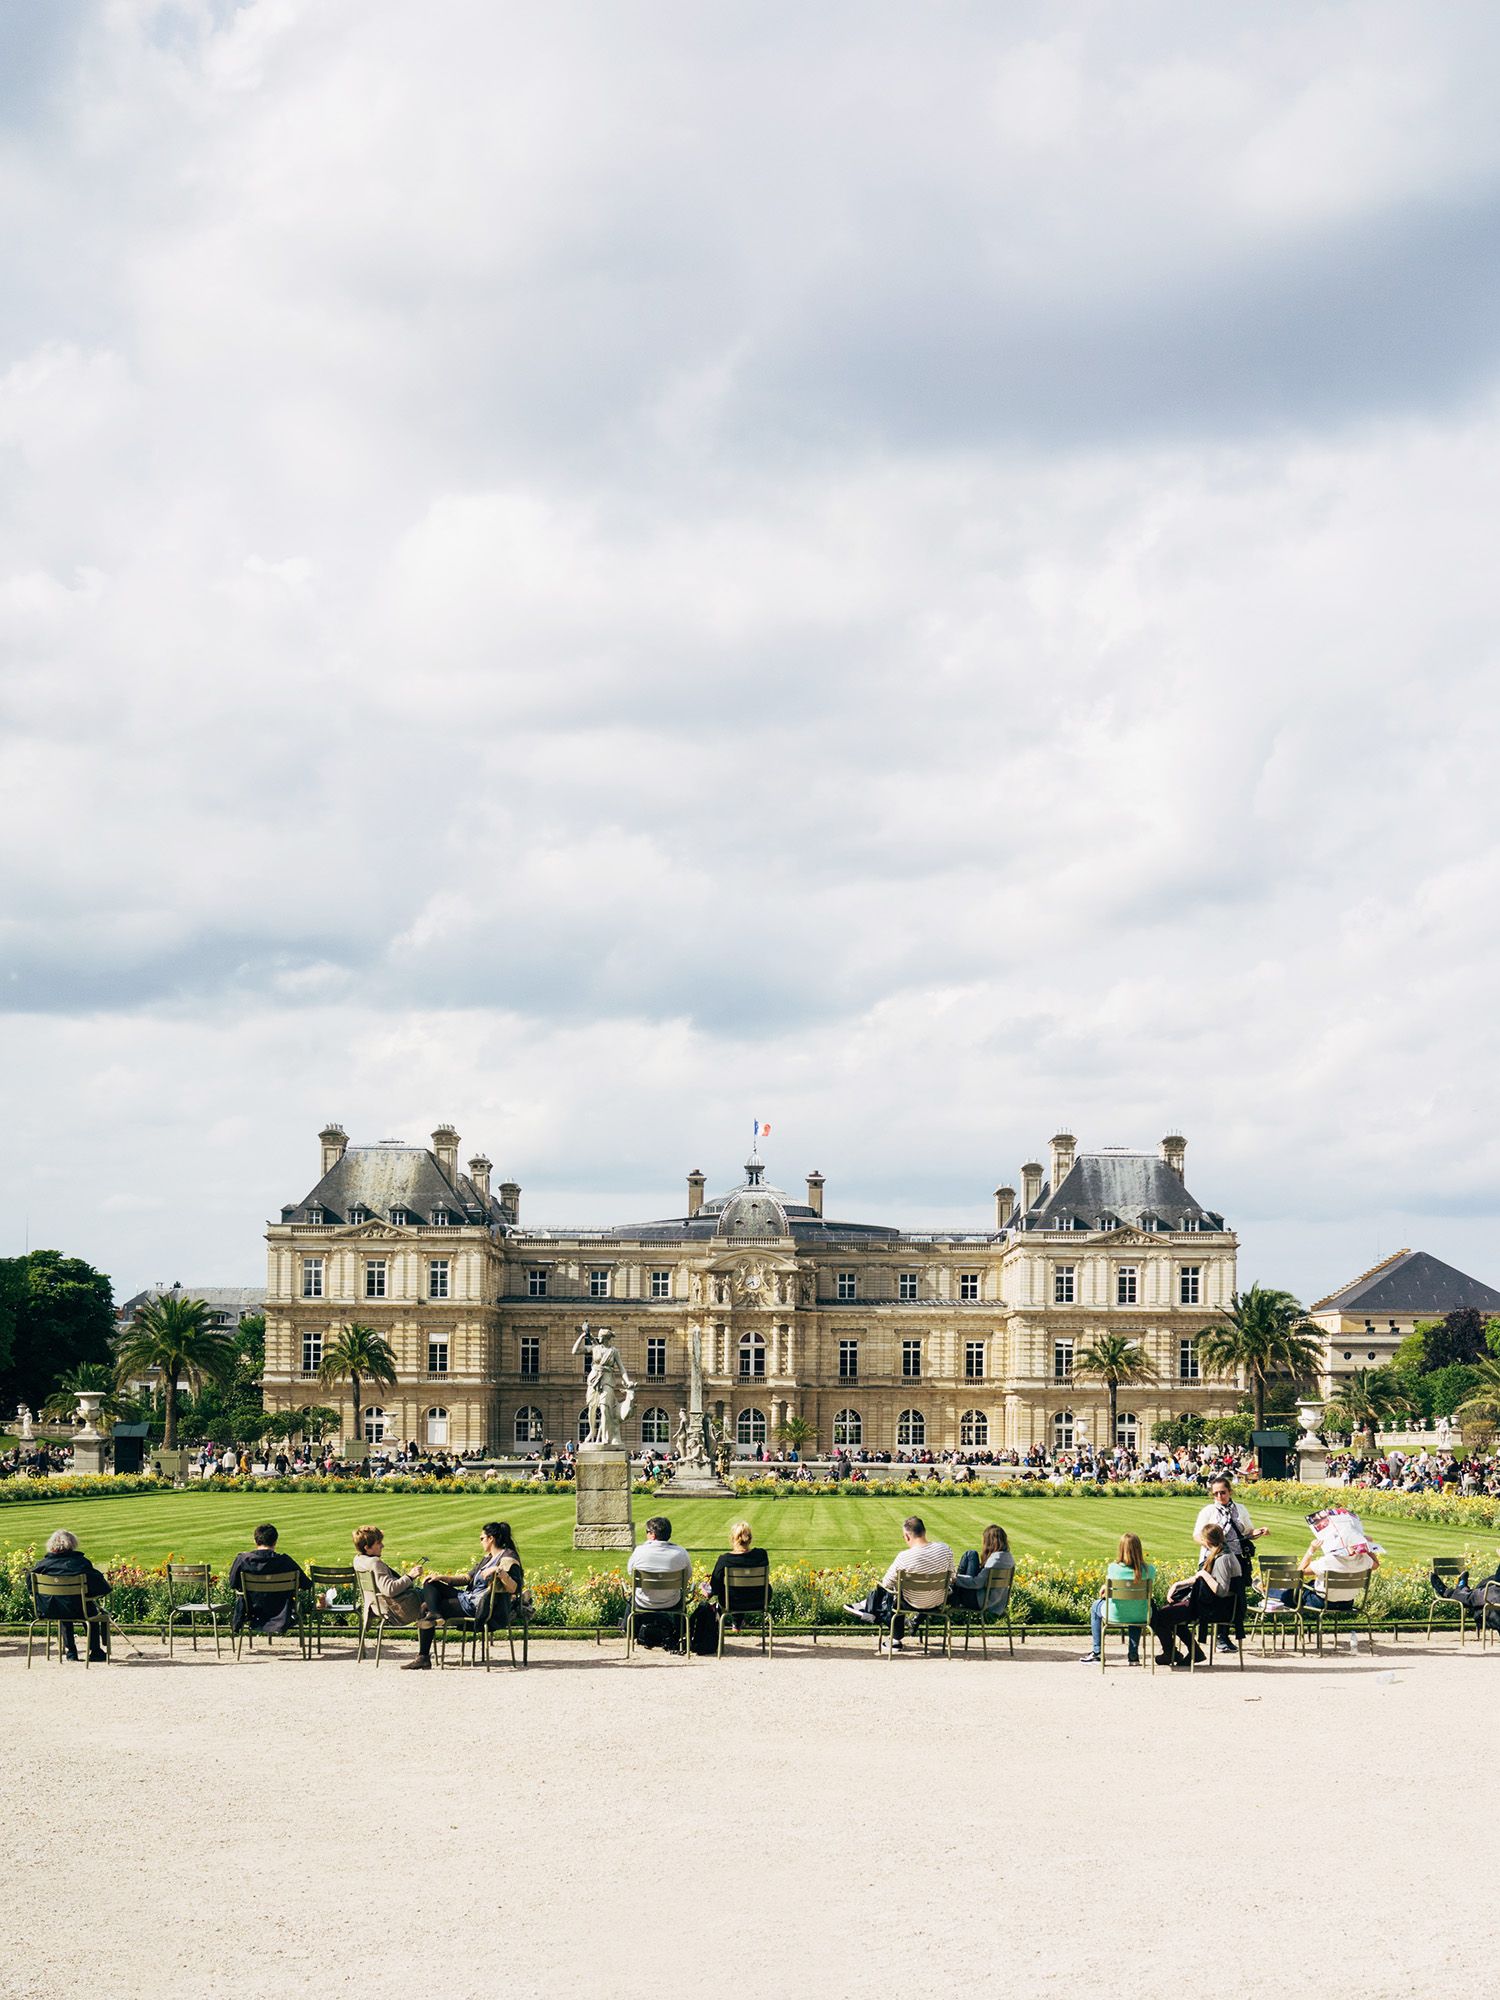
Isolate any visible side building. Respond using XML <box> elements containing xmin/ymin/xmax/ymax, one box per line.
<box><xmin>1310</xmin><ymin>1248</ymin><xmax>1500</xmax><ymax>1395</ymax></box>
<box><xmin>262</xmin><ymin>1124</ymin><xmax>1241</xmax><ymax>1454</ymax></box>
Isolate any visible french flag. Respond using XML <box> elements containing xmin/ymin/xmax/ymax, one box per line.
<box><xmin>753</xmin><ymin>1119</ymin><xmax>771</xmax><ymax>1139</ymax></box>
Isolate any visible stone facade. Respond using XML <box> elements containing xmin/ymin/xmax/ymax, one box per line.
<box><xmin>262</xmin><ymin>1125</ymin><xmax>1242</xmax><ymax>1454</ymax></box>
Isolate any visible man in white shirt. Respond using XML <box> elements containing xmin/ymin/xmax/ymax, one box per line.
<box><xmin>1194</xmin><ymin>1474</ymin><xmax>1264</xmax><ymax>1654</ymax></box>
<box><xmin>844</xmin><ymin>1516</ymin><xmax>955</xmax><ymax>1652</ymax></box>
<box><xmin>626</xmin><ymin>1516</ymin><xmax>692</xmax><ymax>1649</ymax></box>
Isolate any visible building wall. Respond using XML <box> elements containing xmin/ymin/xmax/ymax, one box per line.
<box><xmin>265</xmin><ymin>1212</ymin><xmax>1240</xmax><ymax>1452</ymax></box>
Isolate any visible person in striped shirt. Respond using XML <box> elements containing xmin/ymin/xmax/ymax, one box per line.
<box><xmin>844</xmin><ymin>1516</ymin><xmax>955</xmax><ymax>1651</ymax></box>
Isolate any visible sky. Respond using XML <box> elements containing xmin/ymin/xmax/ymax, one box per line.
<box><xmin>3</xmin><ymin>0</ymin><xmax>1499</xmax><ymax>1307</ymax></box>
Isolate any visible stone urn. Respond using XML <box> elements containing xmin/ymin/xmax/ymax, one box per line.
<box><xmin>1295</xmin><ymin>1398</ymin><xmax>1324</xmax><ymax>1446</ymax></box>
<box><xmin>1294</xmin><ymin>1399</ymin><xmax>1328</xmax><ymax>1484</ymax></box>
<box><xmin>73</xmin><ymin>1390</ymin><xmax>106</xmax><ymax>1442</ymax></box>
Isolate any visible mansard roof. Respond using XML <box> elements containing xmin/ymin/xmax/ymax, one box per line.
<box><xmin>1019</xmin><ymin>1152</ymin><xmax>1225</xmax><ymax>1233</ymax></box>
<box><xmin>1311</xmin><ymin>1249</ymin><xmax>1500</xmax><ymax>1318</ymax></box>
<box><xmin>598</xmin><ymin>1156</ymin><xmax>902</xmax><ymax>1243</ymax></box>
<box><xmin>281</xmin><ymin>1144</ymin><xmax>506</xmax><ymax>1228</ymax></box>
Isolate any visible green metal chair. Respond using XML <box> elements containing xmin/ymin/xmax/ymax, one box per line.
<box><xmin>436</xmin><ymin>1565</ymin><xmax>530</xmax><ymax>1671</ymax></box>
<box><xmin>163</xmin><ymin>1562</ymin><xmax>221</xmax><ymax>1658</ymax></box>
<box><xmin>884</xmin><ymin>1568</ymin><xmax>953</xmax><ymax>1658</ymax></box>
<box><xmin>1098</xmin><ymin>1574</ymin><xmax>1153</xmax><ymax>1673</ymax></box>
<box><xmin>1426</xmin><ymin>1559</ymin><xmax>1472</xmax><ymax>1647</ymax></box>
<box><xmin>1249</xmin><ymin>1556</ymin><xmax>1306</xmax><ymax>1656</ymax></box>
<box><xmin>625</xmin><ymin>1568</ymin><xmax>690</xmax><ymax>1660</ymax></box>
<box><xmin>232</xmin><ymin>1569</ymin><xmax>309</xmax><ymax>1660</ymax></box>
<box><xmin>27</xmin><ymin>1572</ymin><xmax>109</xmax><ymax>1667</ymax></box>
<box><xmin>716</xmin><ymin>1559</ymin><xmax>773</xmax><ymax>1657</ymax></box>
<box><xmin>306</xmin><ymin>1565</ymin><xmax>358</xmax><ymax>1655</ymax></box>
<box><xmin>951</xmin><ymin>1564</ymin><xmax>1016</xmax><ymax>1659</ymax></box>
<box><xmin>1303</xmin><ymin>1565</ymin><xmax>1376</xmax><ymax>1655</ymax></box>
<box><xmin>355</xmin><ymin>1569</ymin><xmax>425</xmax><ymax>1665</ymax></box>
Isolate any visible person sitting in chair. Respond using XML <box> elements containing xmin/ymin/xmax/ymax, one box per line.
<box><xmin>352</xmin><ymin>1524</ymin><xmax>432</xmax><ymax>1652</ymax></box>
<box><xmin>406</xmin><ymin>1521</ymin><xmax>523</xmax><ymax>1670</ymax></box>
<box><xmin>950</xmin><ymin>1523</ymin><xmax>1015</xmax><ymax>1614</ymax></box>
<box><xmin>31</xmin><ymin>1528</ymin><xmax>111</xmax><ymax>1662</ymax></box>
<box><xmin>1298</xmin><ymin>1536</ymin><xmax>1377</xmax><ymax>1611</ymax></box>
<box><xmin>226</xmin><ymin>1523</ymin><xmax>310</xmax><ymax>1636</ymax></box>
<box><xmin>843</xmin><ymin>1516</ymin><xmax>955</xmax><ymax>1652</ymax></box>
<box><xmin>626</xmin><ymin>1516</ymin><xmax>692</xmax><ymax>1650</ymax></box>
<box><xmin>1430</xmin><ymin>1554</ymin><xmax>1500</xmax><ymax>1626</ymax></box>
<box><xmin>1149</xmin><ymin>1524</ymin><xmax>1239</xmax><ymax>1668</ymax></box>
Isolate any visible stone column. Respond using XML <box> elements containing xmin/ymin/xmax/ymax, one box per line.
<box><xmin>573</xmin><ymin>1445</ymin><xmax>635</xmax><ymax>1548</ymax></box>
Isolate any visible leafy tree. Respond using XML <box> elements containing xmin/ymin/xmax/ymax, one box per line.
<box><xmin>1456</xmin><ymin>1361</ymin><xmax>1500</xmax><ymax>1445</ymax></box>
<box><xmin>176</xmin><ymin>1318</ymin><xmax>267</xmax><ymax>1444</ymax></box>
<box><xmin>40</xmin><ymin>1362</ymin><xmax>132</xmax><ymax>1428</ymax></box>
<box><xmin>1203</xmin><ymin>1412</ymin><xmax>1255</xmax><ymax>1449</ymax></box>
<box><xmin>1393</xmin><ymin>1329</ymin><xmax>1432</xmax><ymax>1373</ymax></box>
<box><xmin>272</xmin><ymin>1404</ymin><xmax>341</xmax><ymax>1444</ymax></box>
<box><xmin>1426</xmin><ymin>1308</ymin><xmax>1487</xmax><ymax>1370</ymax></box>
<box><xmin>1196</xmin><ymin>1284</ymin><xmax>1323</xmax><ymax>1430</ymax></box>
<box><xmin>0</xmin><ymin>1251</ymin><xmax>115</xmax><ymax>1409</ymax></box>
<box><xmin>316</xmin><ymin>1324</ymin><xmax>398</xmax><ymax>1448</ymax></box>
<box><xmin>1424</xmin><ymin>1362</ymin><xmax>1483</xmax><ymax>1420</ymax></box>
<box><xmin>115</xmin><ymin>1294</ymin><xmax>238</xmax><ymax>1449</ymax></box>
<box><xmin>772</xmin><ymin>1414</ymin><xmax>818</xmax><ymax>1454</ymax></box>
<box><xmin>1324</xmin><ymin>1368</ymin><xmax>1398</xmax><ymax>1445</ymax></box>
<box><xmin>1151</xmin><ymin>1413</ymin><xmax>1207</xmax><ymax>1449</ymax></box>
<box><xmin>1484</xmin><ymin>1317</ymin><xmax>1500</xmax><ymax>1360</ymax></box>
<box><xmin>1072</xmin><ymin>1335</ymin><xmax>1155</xmax><ymax>1447</ymax></box>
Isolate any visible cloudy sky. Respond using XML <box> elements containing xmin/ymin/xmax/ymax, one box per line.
<box><xmin>3</xmin><ymin>0</ymin><xmax>1499</xmax><ymax>1305</ymax></box>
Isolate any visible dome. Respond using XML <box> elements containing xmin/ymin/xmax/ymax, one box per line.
<box><xmin>713</xmin><ymin>1157</ymin><xmax>791</xmax><ymax>1238</ymax></box>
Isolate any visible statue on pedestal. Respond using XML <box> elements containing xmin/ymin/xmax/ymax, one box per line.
<box><xmin>571</xmin><ymin>1321</ymin><xmax>635</xmax><ymax>1449</ymax></box>
<box><xmin>15</xmin><ymin>1404</ymin><xmax>33</xmax><ymax>1442</ymax></box>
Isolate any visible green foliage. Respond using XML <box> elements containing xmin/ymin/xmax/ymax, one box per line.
<box><xmin>316</xmin><ymin>1324</ymin><xmax>398</xmax><ymax>1443</ymax></box>
<box><xmin>39</xmin><ymin>1363</ymin><xmax>135</xmax><ymax>1427</ymax></box>
<box><xmin>0</xmin><ymin>1250</ymin><xmax>116</xmax><ymax>1409</ymax></box>
<box><xmin>1073</xmin><ymin>1335</ymin><xmax>1155</xmax><ymax>1441</ymax></box>
<box><xmin>1486</xmin><ymin>1318</ymin><xmax>1500</xmax><ymax>1360</ymax></box>
<box><xmin>1425</xmin><ymin>1363</ymin><xmax>1483</xmax><ymax>1419</ymax></box>
<box><xmin>1196</xmin><ymin>1283</ymin><xmax>1322</xmax><ymax>1429</ymax></box>
<box><xmin>116</xmin><ymin>1295</ymin><xmax>238</xmax><ymax>1449</ymax></box>
<box><xmin>1425</xmin><ymin>1308</ymin><xmax>1488</xmax><ymax>1370</ymax></box>
<box><xmin>772</xmin><ymin>1415</ymin><xmax>818</xmax><ymax>1453</ymax></box>
<box><xmin>1151</xmin><ymin>1414</ymin><xmax>1207</xmax><ymax>1448</ymax></box>
<box><xmin>1395</xmin><ymin>1329</ymin><xmax>1432</xmax><ymax>1372</ymax></box>
<box><xmin>1203</xmin><ymin>1413</ymin><xmax>1255</xmax><ymax>1449</ymax></box>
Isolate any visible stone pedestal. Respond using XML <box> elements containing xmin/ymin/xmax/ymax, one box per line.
<box><xmin>574</xmin><ymin>1445</ymin><xmax>635</xmax><ymax>1549</ymax></box>
<box><xmin>71</xmin><ymin>1438</ymin><xmax>110</xmax><ymax>1477</ymax></box>
<box><xmin>1296</xmin><ymin>1442</ymin><xmax>1329</xmax><ymax>1483</ymax></box>
<box><xmin>660</xmin><ymin>1467</ymin><xmax>734</xmax><ymax>1500</ymax></box>
<box><xmin>151</xmin><ymin>1446</ymin><xmax>191</xmax><ymax>1484</ymax></box>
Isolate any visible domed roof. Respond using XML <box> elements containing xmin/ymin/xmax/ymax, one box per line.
<box><xmin>713</xmin><ymin>1158</ymin><xmax>791</xmax><ymax>1238</ymax></box>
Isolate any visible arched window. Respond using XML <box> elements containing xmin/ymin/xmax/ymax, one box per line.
<box><xmin>641</xmin><ymin>1406</ymin><xmax>670</xmax><ymax>1445</ymax></box>
<box><xmin>959</xmin><ymin>1409</ymin><xmax>988</xmax><ymax>1447</ymax></box>
<box><xmin>1115</xmin><ymin>1411</ymin><xmax>1138</xmax><ymax>1450</ymax></box>
<box><xmin>577</xmin><ymin>1408</ymin><xmax>591</xmax><ymax>1442</ymax></box>
<box><xmin>425</xmin><ymin>1406</ymin><xmax>449</xmax><ymax>1446</ymax></box>
<box><xmin>738</xmin><ymin>1331</ymin><xmax>766</xmax><ymax>1379</ymax></box>
<box><xmin>736</xmin><ymin>1407</ymin><xmax>767</xmax><ymax>1447</ymax></box>
<box><xmin>1052</xmin><ymin>1410</ymin><xmax>1074</xmax><ymax>1450</ymax></box>
<box><xmin>833</xmin><ymin>1407</ymin><xmax>862</xmax><ymax>1447</ymax></box>
<box><xmin>363</xmin><ymin>1407</ymin><xmax>387</xmax><ymax>1444</ymax></box>
<box><xmin>514</xmin><ymin>1405</ymin><xmax>544</xmax><ymax>1446</ymax></box>
<box><xmin>897</xmin><ymin>1408</ymin><xmax>925</xmax><ymax>1448</ymax></box>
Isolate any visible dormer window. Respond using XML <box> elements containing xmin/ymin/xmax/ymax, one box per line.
<box><xmin>306</xmin><ymin>1207</ymin><xmax>323</xmax><ymax>1226</ymax></box>
<box><xmin>432</xmin><ymin>1209</ymin><xmax>450</xmax><ymax>1227</ymax></box>
<box><xmin>348</xmin><ymin>1207</ymin><xmax>368</xmax><ymax>1226</ymax></box>
<box><xmin>391</xmin><ymin>1208</ymin><xmax>413</xmax><ymax>1226</ymax></box>
<box><xmin>1098</xmin><ymin>1214</ymin><xmax>1118</xmax><ymax>1231</ymax></box>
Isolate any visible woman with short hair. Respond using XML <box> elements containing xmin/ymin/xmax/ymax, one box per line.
<box><xmin>351</xmin><ymin>1524</ymin><xmax>431</xmax><ymax>1656</ymax></box>
<box><xmin>32</xmin><ymin>1528</ymin><xmax>112</xmax><ymax>1662</ymax></box>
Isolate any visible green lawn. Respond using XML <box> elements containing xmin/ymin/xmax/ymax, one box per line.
<box><xmin>0</xmin><ymin>1490</ymin><xmax>1494</xmax><ymax>1574</ymax></box>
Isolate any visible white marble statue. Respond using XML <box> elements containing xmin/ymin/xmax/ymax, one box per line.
<box><xmin>571</xmin><ymin>1321</ymin><xmax>635</xmax><ymax>1449</ymax></box>
<box><xmin>15</xmin><ymin>1404</ymin><xmax>32</xmax><ymax>1441</ymax></box>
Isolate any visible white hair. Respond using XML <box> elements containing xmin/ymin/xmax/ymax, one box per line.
<box><xmin>45</xmin><ymin>1530</ymin><xmax>78</xmax><ymax>1555</ymax></box>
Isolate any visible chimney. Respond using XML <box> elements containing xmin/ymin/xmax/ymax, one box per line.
<box><xmin>686</xmin><ymin>1169</ymin><xmax>706</xmax><ymax>1218</ymax></box>
<box><xmin>806</xmin><ymin>1171</ymin><xmax>825</xmax><ymax>1217</ymax></box>
<box><xmin>319</xmin><ymin>1123</ymin><xmax>348</xmax><ymax>1176</ymax></box>
<box><xmin>431</xmin><ymin>1125</ymin><xmax>460</xmax><ymax>1179</ymax></box>
<box><xmin>1050</xmin><ymin>1131</ymin><xmax>1077</xmax><ymax>1189</ymax></box>
<box><xmin>498</xmin><ymin>1180</ymin><xmax>520</xmax><ymax>1223</ymax></box>
<box><xmin>468</xmin><ymin>1154</ymin><xmax>492</xmax><ymax>1201</ymax></box>
<box><xmin>1161</xmin><ymin>1133</ymin><xmax>1187</xmax><ymax>1180</ymax></box>
<box><xmin>995</xmin><ymin>1185</ymin><xmax>1016</xmax><ymax>1230</ymax></box>
<box><xmin>1021</xmin><ymin>1160</ymin><xmax>1044</xmax><ymax>1212</ymax></box>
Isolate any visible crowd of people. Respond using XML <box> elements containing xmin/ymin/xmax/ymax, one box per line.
<box><xmin>1326</xmin><ymin>1447</ymin><xmax>1500</xmax><ymax>1495</ymax></box>
<box><xmin>24</xmin><ymin>1473</ymin><xmax>1425</xmax><ymax>1669</ymax></box>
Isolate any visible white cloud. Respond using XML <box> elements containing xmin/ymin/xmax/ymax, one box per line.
<box><xmin>1</xmin><ymin>0</ymin><xmax>1499</xmax><ymax>1307</ymax></box>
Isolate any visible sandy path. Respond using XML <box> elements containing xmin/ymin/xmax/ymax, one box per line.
<box><xmin>0</xmin><ymin>1629</ymin><xmax>1489</xmax><ymax>1999</ymax></box>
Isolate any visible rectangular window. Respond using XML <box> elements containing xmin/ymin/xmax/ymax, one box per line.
<box><xmin>838</xmin><ymin>1339</ymin><xmax>859</xmax><ymax>1381</ymax></box>
<box><xmin>432</xmin><ymin>1209</ymin><xmax>450</xmax><ymax>1227</ymax></box>
<box><xmin>427</xmin><ymin>1339</ymin><xmax>449</xmax><ymax>1376</ymax></box>
<box><xmin>898</xmin><ymin>1271</ymin><xmax>919</xmax><ymax>1301</ymax></box>
<box><xmin>1116</xmin><ymin>1266</ymin><xmax>1138</xmax><ymax>1306</ymax></box>
<box><xmin>301</xmin><ymin>1331</ymin><xmax>322</xmax><ymax>1373</ymax></box>
<box><xmin>959</xmin><ymin>1272</ymin><xmax>980</xmax><ymax>1302</ymax></box>
<box><xmin>965</xmin><ymin>1340</ymin><xmax>985</xmax><ymax>1380</ymax></box>
<box><xmin>589</xmin><ymin>1268</ymin><xmax>611</xmax><ymax>1299</ymax></box>
<box><xmin>306</xmin><ymin>1207</ymin><xmax>323</xmax><ymax>1226</ymax></box>
<box><xmin>650</xmin><ymin>1269</ymin><xmax>671</xmax><ymax>1300</ymax></box>
<box><xmin>647</xmin><ymin>1337</ymin><xmax>667</xmax><ymax>1378</ymax></box>
<box><xmin>1053</xmin><ymin>1265</ymin><xmax>1076</xmax><ymax>1305</ymax></box>
<box><xmin>527</xmin><ymin>1268</ymin><xmax>548</xmax><ymax>1298</ymax></box>
<box><xmin>364</xmin><ymin>1259</ymin><xmax>387</xmax><ymax>1300</ymax></box>
<box><xmin>1053</xmin><ymin>1339</ymin><xmax>1074</xmax><ymax>1383</ymax></box>
<box><xmin>428</xmin><ymin>1258</ymin><xmax>450</xmax><ymax>1300</ymax></box>
<box><xmin>1180</xmin><ymin>1265</ymin><xmax>1202</xmax><ymax>1307</ymax></box>
<box><xmin>390</xmin><ymin>1208</ymin><xmax>412</xmax><ymax>1226</ymax></box>
<box><xmin>836</xmin><ymin>1271</ymin><xmax>857</xmax><ymax>1301</ymax></box>
<box><xmin>1179</xmin><ymin>1336</ymin><xmax>1200</xmax><ymax>1381</ymax></box>
<box><xmin>301</xmin><ymin>1258</ymin><xmax>324</xmax><ymax>1300</ymax></box>
<box><xmin>902</xmin><ymin>1338</ymin><xmax>922</xmax><ymax>1380</ymax></box>
<box><xmin>519</xmin><ymin>1337</ymin><xmax>540</xmax><ymax>1378</ymax></box>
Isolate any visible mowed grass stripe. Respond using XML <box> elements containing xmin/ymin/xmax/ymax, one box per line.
<box><xmin>0</xmin><ymin>1491</ymin><xmax>1492</xmax><ymax>1573</ymax></box>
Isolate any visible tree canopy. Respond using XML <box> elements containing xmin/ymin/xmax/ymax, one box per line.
<box><xmin>0</xmin><ymin>1250</ymin><xmax>116</xmax><ymax>1411</ymax></box>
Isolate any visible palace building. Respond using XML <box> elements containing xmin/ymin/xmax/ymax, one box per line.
<box><xmin>261</xmin><ymin>1124</ymin><xmax>1242</xmax><ymax>1455</ymax></box>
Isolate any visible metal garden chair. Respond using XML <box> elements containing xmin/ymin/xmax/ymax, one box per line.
<box><xmin>884</xmin><ymin>1567</ymin><xmax>953</xmax><ymax>1658</ymax></box>
<box><xmin>306</xmin><ymin>1565</ymin><xmax>358</xmax><ymax>1654</ymax></box>
<box><xmin>716</xmin><ymin>1559</ymin><xmax>773</xmax><ymax>1657</ymax></box>
<box><xmin>232</xmin><ymin>1569</ymin><xmax>309</xmax><ymax>1660</ymax></box>
<box><xmin>1099</xmin><ymin>1573</ymin><xmax>1153</xmax><ymax>1673</ymax></box>
<box><xmin>27</xmin><ymin>1572</ymin><xmax>110</xmax><ymax>1667</ymax></box>
<box><xmin>163</xmin><ymin>1562</ymin><xmax>221</xmax><ymax>1657</ymax></box>
<box><xmin>951</xmin><ymin>1563</ymin><xmax>1016</xmax><ymax>1659</ymax></box>
<box><xmin>625</xmin><ymin>1568</ymin><xmax>690</xmax><ymax>1660</ymax></box>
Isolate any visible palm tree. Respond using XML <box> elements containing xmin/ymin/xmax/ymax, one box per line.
<box><xmin>317</xmin><ymin>1324</ymin><xmax>398</xmax><ymax>1451</ymax></box>
<box><xmin>1072</xmin><ymin>1335</ymin><xmax>1155</xmax><ymax>1448</ymax></box>
<box><xmin>773</xmin><ymin>1414</ymin><xmax>818</xmax><ymax>1456</ymax></box>
<box><xmin>1324</xmin><ymin>1367</ymin><xmax>1397</xmax><ymax>1447</ymax></box>
<box><xmin>1455</xmin><ymin>1360</ymin><xmax>1500</xmax><ymax>1445</ymax></box>
<box><xmin>115</xmin><ymin>1294</ymin><xmax>238</xmax><ymax>1449</ymax></box>
<box><xmin>1196</xmin><ymin>1285</ymin><xmax>1323</xmax><ymax>1431</ymax></box>
<box><xmin>41</xmin><ymin>1363</ymin><xmax>132</xmax><ymax>1428</ymax></box>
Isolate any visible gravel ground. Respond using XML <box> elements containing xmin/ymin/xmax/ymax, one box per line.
<box><xmin>0</xmin><ymin>1628</ymin><xmax>1490</xmax><ymax>1999</ymax></box>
